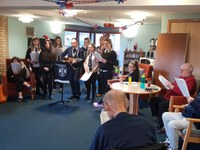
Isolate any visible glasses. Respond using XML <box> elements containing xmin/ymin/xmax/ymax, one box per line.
<box><xmin>128</xmin><ymin>66</ymin><xmax>134</xmax><ymax>68</ymax></box>
<box><xmin>180</xmin><ymin>68</ymin><xmax>189</xmax><ymax>72</ymax></box>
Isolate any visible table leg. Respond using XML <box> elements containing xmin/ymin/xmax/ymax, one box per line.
<box><xmin>129</xmin><ymin>94</ymin><xmax>139</xmax><ymax>115</ymax></box>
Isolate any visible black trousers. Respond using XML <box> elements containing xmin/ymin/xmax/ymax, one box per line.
<box><xmin>9</xmin><ymin>75</ymin><xmax>26</xmax><ymax>93</ymax></box>
<box><xmin>69</xmin><ymin>68</ymin><xmax>81</xmax><ymax>97</ymax></box>
<box><xmin>99</xmin><ymin>70</ymin><xmax>113</xmax><ymax>95</ymax></box>
<box><xmin>42</xmin><ymin>71</ymin><xmax>53</xmax><ymax>97</ymax></box>
<box><xmin>85</xmin><ymin>72</ymin><xmax>97</xmax><ymax>100</ymax></box>
<box><xmin>32</xmin><ymin>67</ymin><xmax>43</xmax><ymax>93</ymax></box>
<box><xmin>149</xmin><ymin>96</ymin><xmax>169</xmax><ymax>128</ymax></box>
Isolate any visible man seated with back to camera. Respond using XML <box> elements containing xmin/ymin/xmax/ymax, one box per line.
<box><xmin>89</xmin><ymin>89</ymin><xmax>157</xmax><ymax>150</ymax></box>
<box><xmin>149</xmin><ymin>63</ymin><xmax>196</xmax><ymax>134</ymax></box>
<box><xmin>162</xmin><ymin>92</ymin><xmax>200</xmax><ymax>150</ymax></box>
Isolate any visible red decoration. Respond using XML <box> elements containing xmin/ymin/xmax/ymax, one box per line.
<box><xmin>43</xmin><ymin>35</ymin><xmax>49</xmax><ymax>40</ymax></box>
<box><xmin>104</xmin><ymin>22</ymin><xmax>115</xmax><ymax>28</ymax></box>
<box><xmin>65</xmin><ymin>2</ymin><xmax>74</xmax><ymax>9</ymax></box>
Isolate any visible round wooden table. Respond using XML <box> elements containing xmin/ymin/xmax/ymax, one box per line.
<box><xmin>110</xmin><ymin>82</ymin><xmax>161</xmax><ymax>115</ymax></box>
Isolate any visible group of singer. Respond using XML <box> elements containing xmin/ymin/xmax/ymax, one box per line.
<box><xmin>6</xmin><ymin>35</ymin><xmax>200</xmax><ymax>150</ymax></box>
<box><xmin>7</xmin><ymin>35</ymin><xmax>118</xmax><ymax>103</ymax></box>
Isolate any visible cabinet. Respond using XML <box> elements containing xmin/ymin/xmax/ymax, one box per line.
<box><xmin>123</xmin><ymin>51</ymin><xmax>145</xmax><ymax>74</ymax></box>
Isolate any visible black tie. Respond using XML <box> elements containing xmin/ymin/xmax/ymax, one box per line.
<box><xmin>35</xmin><ymin>48</ymin><xmax>38</xmax><ymax>52</ymax></box>
<box><xmin>73</xmin><ymin>48</ymin><xmax>76</xmax><ymax>57</ymax></box>
<box><xmin>88</xmin><ymin>54</ymin><xmax>92</xmax><ymax>71</ymax></box>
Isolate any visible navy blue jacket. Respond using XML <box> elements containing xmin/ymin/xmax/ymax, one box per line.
<box><xmin>182</xmin><ymin>92</ymin><xmax>200</xmax><ymax>129</ymax></box>
<box><xmin>62</xmin><ymin>47</ymin><xmax>84</xmax><ymax>69</ymax></box>
<box><xmin>89</xmin><ymin>112</ymin><xmax>157</xmax><ymax>150</ymax></box>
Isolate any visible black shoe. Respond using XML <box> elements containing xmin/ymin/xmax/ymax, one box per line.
<box><xmin>17</xmin><ymin>98</ymin><xmax>23</xmax><ymax>103</ymax></box>
<box><xmin>68</xmin><ymin>95</ymin><xmax>76</xmax><ymax>99</ymax></box>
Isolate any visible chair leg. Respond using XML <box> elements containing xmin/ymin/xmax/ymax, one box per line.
<box><xmin>181</xmin><ymin>121</ymin><xmax>193</xmax><ymax>150</ymax></box>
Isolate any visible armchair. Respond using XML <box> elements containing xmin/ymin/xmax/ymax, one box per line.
<box><xmin>138</xmin><ymin>63</ymin><xmax>153</xmax><ymax>79</ymax></box>
<box><xmin>1</xmin><ymin>58</ymin><xmax>36</xmax><ymax>100</ymax></box>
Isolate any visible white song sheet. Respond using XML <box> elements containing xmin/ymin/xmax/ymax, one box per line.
<box><xmin>11</xmin><ymin>62</ymin><xmax>22</xmax><ymax>73</ymax></box>
<box><xmin>92</xmin><ymin>52</ymin><xmax>103</xmax><ymax>60</ymax></box>
<box><xmin>175</xmin><ymin>77</ymin><xmax>190</xmax><ymax>98</ymax></box>
<box><xmin>80</xmin><ymin>71</ymin><xmax>92</xmax><ymax>81</ymax></box>
<box><xmin>158</xmin><ymin>74</ymin><xmax>170</xmax><ymax>90</ymax></box>
<box><xmin>30</xmin><ymin>52</ymin><xmax>39</xmax><ymax>62</ymax></box>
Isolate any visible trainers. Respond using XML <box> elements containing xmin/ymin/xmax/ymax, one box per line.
<box><xmin>161</xmin><ymin>138</ymin><xmax>170</xmax><ymax>147</ymax></box>
<box><xmin>93</xmin><ymin>102</ymin><xmax>104</xmax><ymax>108</ymax></box>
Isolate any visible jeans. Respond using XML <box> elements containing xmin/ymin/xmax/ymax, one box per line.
<box><xmin>162</xmin><ymin>112</ymin><xmax>189</xmax><ymax>150</ymax></box>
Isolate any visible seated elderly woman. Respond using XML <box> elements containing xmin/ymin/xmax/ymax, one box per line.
<box><xmin>6</xmin><ymin>56</ymin><xmax>34</xmax><ymax>103</ymax></box>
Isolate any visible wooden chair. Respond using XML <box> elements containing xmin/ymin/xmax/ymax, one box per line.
<box><xmin>172</xmin><ymin>103</ymin><xmax>200</xmax><ymax>150</ymax></box>
<box><xmin>1</xmin><ymin>58</ymin><xmax>36</xmax><ymax>100</ymax></box>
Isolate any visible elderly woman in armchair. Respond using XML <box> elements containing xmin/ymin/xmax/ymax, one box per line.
<box><xmin>6</xmin><ymin>56</ymin><xmax>34</xmax><ymax>103</ymax></box>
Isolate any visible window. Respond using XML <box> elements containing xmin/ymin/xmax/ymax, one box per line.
<box><xmin>64</xmin><ymin>31</ymin><xmax>76</xmax><ymax>48</ymax></box>
<box><xmin>95</xmin><ymin>33</ymin><xmax>120</xmax><ymax>55</ymax></box>
<box><xmin>79</xmin><ymin>32</ymin><xmax>90</xmax><ymax>47</ymax></box>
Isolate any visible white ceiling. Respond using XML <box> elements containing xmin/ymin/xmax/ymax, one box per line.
<box><xmin>1</xmin><ymin>0</ymin><xmax>200</xmax><ymax>27</ymax></box>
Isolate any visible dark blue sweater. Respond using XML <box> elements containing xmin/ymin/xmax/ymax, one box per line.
<box><xmin>182</xmin><ymin>92</ymin><xmax>200</xmax><ymax>129</ymax></box>
<box><xmin>89</xmin><ymin>112</ymin><xmax>157</xmax><ymax>150</ymax></box>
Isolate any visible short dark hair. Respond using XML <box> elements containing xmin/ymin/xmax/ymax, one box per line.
<box><xmin>12</xmin><ymin>56</ymin><xmax>20</xmax><ymax>62</ymax></box>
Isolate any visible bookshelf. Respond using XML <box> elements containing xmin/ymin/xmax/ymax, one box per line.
<box><xmin>123</xmin><ymin>51</ymin><xmax>145</xmax><ymax>74</ymax></box>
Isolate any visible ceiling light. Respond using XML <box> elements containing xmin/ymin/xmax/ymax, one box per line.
<box><xmin>18</xmin><ymin>16</ymin><xmax>34</xmax><ymax>23</ymax></box>
<box><xmin>128</xmin><ymin>12</ymin><xmax>151</xmax><ymax>22</ymax></box>
<box><xmin>49</xmin><ymin>21</ymin><xmax>63</xmax><ymax>34</ymax></box>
